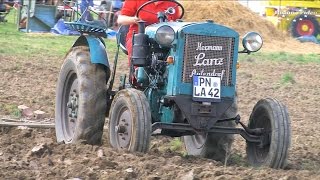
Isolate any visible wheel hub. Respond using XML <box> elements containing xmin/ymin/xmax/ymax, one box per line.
<box><xmin>67</xmin><ymin>90</ymin><xmax>79</xmax><ymax>119</ymax></box>
<box><xmin>63</xmin><ymin>76</ymin><xmax>79</xmax><ymax>141</ymax></box>
<box><xmin>297</xmin><ymin>19</ymin><xmax>315</xmax><ymax>36</ymax></box>
<box><xmin>116</xmin><ymin>110</ymin><xmax>132</xmax><ymax>149</ymax></box>
<box><xmin>301</xmin><ymin>24</ymin><xmax>309</xmax><ymax>32</ymax></box>
<box><xmin>116</xmin><ymin>124</ymin><xmax>127</xmax><ymax>134</ymax></box>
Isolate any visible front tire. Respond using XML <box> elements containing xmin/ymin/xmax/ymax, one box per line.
<box><xmin>55</xmin><ymin>46</ymin><xmax>108</xmax><ymax>145</ymax></box>
<box><xmin>109</xmin><ymin>88</ymin><xmax>151</xmax><ymax>152</ymax></box>
<box><xmin>246</xmin><ymin>98</ymin><xmax>291</xmax><ymax>169</ymax></box>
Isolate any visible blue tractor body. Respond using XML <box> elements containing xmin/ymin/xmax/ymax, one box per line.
<box><xmin>69</xmin><ymin>20</ymin><xmax>240</xmax><ymax>131</ymax></box>
<box><xmin>133</xmin><ymin>21</ymin><xmax>240</xmax><ymax>130</ymax></box>
<box><xmin>145</xmin><ymin>21</ymin><xmax>239</xmax><ymax>97</ymax></box>
<box><xmin>72</xmin><ymin>35</ymin><xmax>110</xmax><ymax>67</ymax></box>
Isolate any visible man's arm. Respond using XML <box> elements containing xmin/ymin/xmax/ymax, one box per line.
<box><xmin>117</xmin><ymin>0</ymin><xmax>139</xmax><ymax>25</ymax></box>
<box><xmin>117</xmin><ymin>15</ymin><xmax>139</xmax><ymax>25</ymax></box>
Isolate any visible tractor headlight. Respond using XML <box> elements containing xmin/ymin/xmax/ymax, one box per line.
<box><xmin>155</xmin><ymin>25</ymin><xmax>175</xmax><ymax>47</ymax></box>
<box><xmin>242</xmin><ymin>32</ymin><xmax>263</xmax><ymax>52</ymax></box>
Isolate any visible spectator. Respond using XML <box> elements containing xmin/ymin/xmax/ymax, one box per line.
<box><xmin>80</xmin><ymin>0</ymin><xmax>93</xmax><ymax>21</ymax></box>
<box><xmin>112</xmin><ymin>0</ymin><xmax>123</xmax><ymax>11</ymax></box>
<box><xmin>98</xmin><ymin>0</ymin><xmax>112</xmax><ymax>26</ymax></box>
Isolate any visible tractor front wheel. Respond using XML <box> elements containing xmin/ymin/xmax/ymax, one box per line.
<box><xmin>109</xmin><ymin>88</ymin><xmax>151</xmax><ymax>152</ymax></box>
<box><xmin>55</xmin><ymin>46</ymin><xmax>108</xmax><ymax>145</ymax></box>
<box><xmin>246</xmin><ymin>98</ymin><xmax>291</xmax><ymax>169</ymax></box>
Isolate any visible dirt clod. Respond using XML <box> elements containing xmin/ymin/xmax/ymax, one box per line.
<box><xmin>33</xmin><ymin>110</ymin><xmax>46</xmax><ymax>119</ymax></box>
<box><xmin>18</xmin><ymin>105</ymin><xmax>33</xmax><ymax>118</ymax></box>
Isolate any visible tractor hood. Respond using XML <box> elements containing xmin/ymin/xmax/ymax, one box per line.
<box><xmin>145</xmin><ymin>21</ymin><xmax>194</xmax><ymax>37</ymax></box>
<box><xmin>145</xmin><ymin>21</ymin><xmax>239</xmax><ymax>45</ymax></box>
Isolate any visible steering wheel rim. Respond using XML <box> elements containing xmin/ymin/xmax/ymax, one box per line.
<box><xmin>136</xmin><ymin>0</ymin><xmax>184</xmax><ymax>20</ymax></box>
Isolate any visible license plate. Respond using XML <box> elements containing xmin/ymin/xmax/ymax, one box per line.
<box><xmin>193</xmin><ymin>76</ymin><xmax>221</xmax><ymax>102</ymax></box>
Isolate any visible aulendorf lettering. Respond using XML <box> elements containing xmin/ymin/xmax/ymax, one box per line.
<box><xmin>189</xmin><ymin>69</ymin><xmax>225</xmax><ymax>80</ymax></box>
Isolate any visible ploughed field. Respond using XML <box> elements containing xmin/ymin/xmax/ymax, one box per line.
<box><xmin>1</xmin><ymin>1</ymin><xmax>320</xmax><ymax>178</ymax></box>
<box><xmin>1</xmin><ymin>52</ymin><xmax>320</xmax><ymax>179</ymax></box>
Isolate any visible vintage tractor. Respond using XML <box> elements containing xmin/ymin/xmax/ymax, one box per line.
<box><xmin>55</xmin><ymin>0</ymin><xmax>291</xmax><ymax>169</ymax></box>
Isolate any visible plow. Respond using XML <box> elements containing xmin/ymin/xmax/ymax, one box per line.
<box><xmin>0</xmin><ymin>118</ymin><xmax>54</xmax><ymax>129</ymax></box>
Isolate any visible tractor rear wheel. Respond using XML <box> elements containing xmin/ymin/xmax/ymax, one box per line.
<box><xmin>290</xmin><ymin>14</ymin><xmax>319</xmax><ymax>37</ymax></box>
<box><xmin>246</xmin><ymin>98</ymin><xmax>291</xmax><ymax>169</ymax></box>
<box><xmin>183</xmin><ymin>99</ymin><xmax>237</xmax><ymax>162</ymax></box>
<box><xmin>109</xmin><ymin>88</ymin><xmax>151</xmax><ymax>152</ymax></box>
<box><xmin>55</xmin><ymin>46</ymin><xmax>108</xmax><ymax>145</ymax></box>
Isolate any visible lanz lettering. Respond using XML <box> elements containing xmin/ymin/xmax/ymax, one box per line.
<box><xmin>193</xmin><ymin>53</ymin><xmax>224</xmax><ymax>66</ymax></box>
<box><xmin>196</xmin><ymin>42</ymin><xmax>223</xmax><ymax>51</ymax></box>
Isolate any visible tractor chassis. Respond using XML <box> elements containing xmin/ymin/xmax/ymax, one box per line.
<box><xmin>152</xmin><ymin>115</ymin><xmax>271</xmax><ymax>148</ymax></box>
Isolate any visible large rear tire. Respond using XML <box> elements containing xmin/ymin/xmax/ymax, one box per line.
<box><xmin>55</xmin><ymin>46</ymin><xmax>108</xmax><ymax>145</ymax></box>
<box><xmin>183</xmin><ymin>99</ymin><xmax>237</xmax><ymax>161</ymax></box>
<box><xmin>290</xmin><ymin>14</ymin><xmax>320</xmax><ymax>37</ymax></box>
<box><xmin>246</xmin><ymin>98</ymin><xmax>291</xmax><ymax>169</ymax></box>
<box><xmin>109</xmin><ymin>88</ymin><xmax>151</xmax><ymax>152</ymax></box>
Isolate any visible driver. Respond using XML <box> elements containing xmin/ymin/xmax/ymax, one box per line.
<box><xmin>117</xmin><ymin>0</ymin><xmax>181</xmax><ymax>61</ymax></box>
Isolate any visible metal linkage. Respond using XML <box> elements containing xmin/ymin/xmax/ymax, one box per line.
<box><xmin>207</xmin><ymin>126</ymin><xmax>261</xmax><ymax>143</ymax></box>
<box><xmin>151</xmin><ymin>116</ymin><xmax>267</xmax><ymax>143</ymax></box>
<box><xmin>233</xmin><ymin>115</ymin><xmax>265</xmax><ymax>136</ymax></box>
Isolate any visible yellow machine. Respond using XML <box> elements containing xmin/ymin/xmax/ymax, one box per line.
<box><xmin>265</xmin><ymin>0</ymin><xmax>320</xmax><ymax>38</ymax></box>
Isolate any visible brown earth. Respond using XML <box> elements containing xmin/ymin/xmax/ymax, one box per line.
<box><xmin>1</xmin><ymin>53</ymin><xmax>320</xmax><ymax>179</ymax></box>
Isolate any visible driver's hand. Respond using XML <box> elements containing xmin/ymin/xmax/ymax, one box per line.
<box><xmin>132</xmin><ymin>16</ymin><xmax>140</xmax><ymax>24</ymax></box>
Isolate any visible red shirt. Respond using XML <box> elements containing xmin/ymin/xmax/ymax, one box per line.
<box><xmin>121</xmin><ymin>0</ymin><xmax>181</xmax><ymax>57</ymax></box>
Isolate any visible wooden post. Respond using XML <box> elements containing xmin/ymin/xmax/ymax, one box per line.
<box><xmin>26</xmin><ymin>0</ymin><xmax>31</xmax><ymax>33</ymax></box>
<box><xmin>108</xmin><ymin>3</ymin><xmax>113</xmax><ymax>27</ymax></box>
<box><xmin>17</xmin><ymin>1</ymin><xmax>21</xmax><ymax>30</ymax></box>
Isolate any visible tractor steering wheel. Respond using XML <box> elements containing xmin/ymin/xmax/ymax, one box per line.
<box><xmin>136</xmin><ymin>0</ymin><xmax>184</xmax><ymax>21</ymax></box>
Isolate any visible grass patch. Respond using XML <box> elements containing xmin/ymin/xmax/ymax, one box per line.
<box><xmin>2</xmin><ymin>9</ymin><xmax>318</xmax><ymax>63</ymax></box>
<box><xmin>300</xmin><ymin>160</ymin><xmax>320</xmax><ymax>171</ymax></box>
<box><xmin>0</xmin><ymin>9</ymin><xmax>120</xmax><ymax>59</ymax></box>
<box><xmin>239</xmin><ymin>51</ymin><xmax>320</xmax><ymax>64</ymax></box>
<box><xmin>226</xmin><ymin>153</ymin><xmax>249</xmax><ymax>167</ymax></box>
<box><xmin>0</xmin><ymin>104</ymin><xmax>21</xmax><ymax>118</ymax></box>
<box><xmin>169</xmin><ymin>138</ymin><xmax>184</xmax><ymax>152</ymax></box>
<box><xmin>281</xmin><ymin>72</ymin><xmax>296</xmax><ymax>84</ymax></box>
<box><xmin>0</xmin><ymin>11</ymin><xmax>77</xmax><ymax>57</ymax></box>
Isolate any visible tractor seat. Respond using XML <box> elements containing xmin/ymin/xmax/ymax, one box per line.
<box><xmin>117</xmin><ymin>25</ymin><xmax>129</xmax><ymax>55</ymax></box>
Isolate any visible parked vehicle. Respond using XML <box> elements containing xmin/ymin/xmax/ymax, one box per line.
<box><xmin>265</xmin><ymin>0</ymin><xmax>320</xmax><ymax>38</ymax></box>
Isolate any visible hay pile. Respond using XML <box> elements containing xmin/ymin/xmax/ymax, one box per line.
<box><xmin>182</xmin><ymin>1</ymin><xmax>320</xmax><ymax>54</ymax></box>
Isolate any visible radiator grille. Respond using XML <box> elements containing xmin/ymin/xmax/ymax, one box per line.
<box><xmin>182</xmin><ymin>34</ymin><xmax>235</xmax><ymax>86</ymax></box>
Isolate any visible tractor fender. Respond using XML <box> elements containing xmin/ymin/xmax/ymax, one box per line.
<box><xmin>72</xmin><ymin>35</ymin><xmax>110</xmax><ymax>68</ymax></box>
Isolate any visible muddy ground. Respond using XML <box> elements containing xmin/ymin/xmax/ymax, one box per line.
<box><xmin>1</xmin><ymin>50</ymin><xmax>320</xmax><ymax>179</ymax></box>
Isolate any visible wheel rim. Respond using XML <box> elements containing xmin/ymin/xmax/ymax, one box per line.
<box><xmin>296</xmin><ymin>19</ymin><xmax>315</xmax><ymax>36</ymax></box>
<box><xmin>190</xmin><ymin>133</ymin><xmax>207</xmax><ymax>149</ymax></box>
<box><xmin>115</xmin><ymin>107</ymin><xmax>132</xmax><ymax>149</ymax></box>
<box><xmin>252</xmin><ymin>114</ymin><xmax>271</xmax><ymax>163</ymax></box>
<box><xmin>62</xmin><ymin>71</ymin><xmax>79</xmax><ymax>142</ymax></box>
